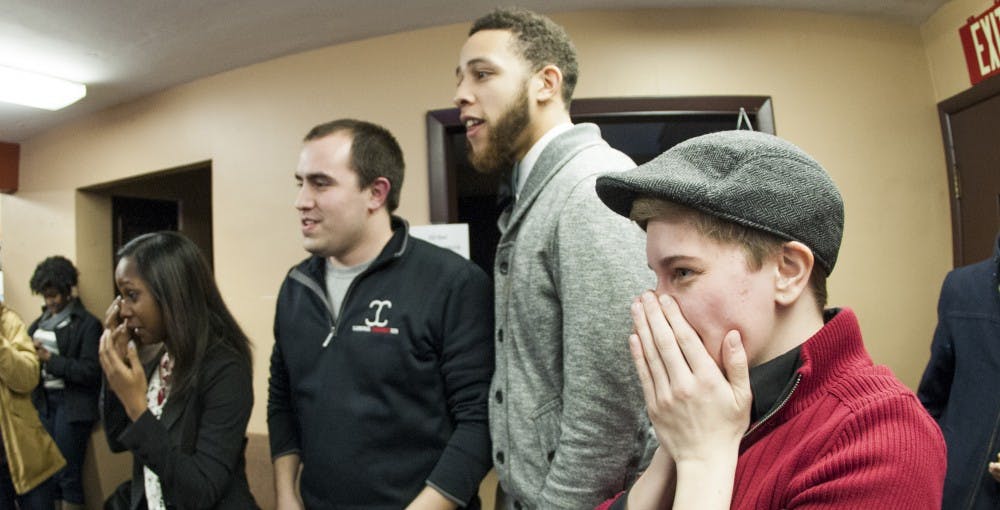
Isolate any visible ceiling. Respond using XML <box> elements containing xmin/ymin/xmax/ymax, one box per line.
<box><xmin>0</xmin><ymin>0</ymin><xmax>949</xmax><ymax>143</ymax></box>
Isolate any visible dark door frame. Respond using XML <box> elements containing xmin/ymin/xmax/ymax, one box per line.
<box><xmin>938</xmin><ymin>72</ymin><xmax>1000</xmax><ymax>266</ymax></box>
<box><xmin>426</xmin><ymin>95</ymin><xmax>775</xmax><ymax>223</ymax></box>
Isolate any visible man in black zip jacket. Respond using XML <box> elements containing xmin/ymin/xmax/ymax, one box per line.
<box><xmin>268</xmin><ymin>119</ymin><xmax>494</xmax><ymax>510</ymax></box>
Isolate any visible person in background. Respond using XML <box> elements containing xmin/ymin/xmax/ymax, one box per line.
<box><xmin>594</xmin><ymin>130</ymin><xmax>946</xmax><ymax>509</ymax></box>
<box><xmin>918</xmin><ymin>232</ymin><xmax>1000</xmax><ymax>509</ymax></box>
<box><xmin>0</xmin><ymin>300</ymin><xmax>65</xmax><ymax>509</ymax></box>
<box><xmin>268</xmin><ymin>119</ymin><xmax>493</xmax><ymax>509</ymax></box>
<box><xmin>453</xmin><ymin>8</ymin><xmax>655</xmax><ymax>508</ymax></box>
<box><xmin>28</xmin><ymin>255</ymin><xmax>102</xmax><ymax>510</ymax></box>
<box><xmin>100</xmin><ymin>232</ymin><xmax>257</xmax><ymax>509</ymax></box>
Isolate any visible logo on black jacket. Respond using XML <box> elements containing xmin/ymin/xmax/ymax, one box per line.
<box><xmin>351</xmin><ymin>299</ymin><xmax>399</xmax><ymax>335</ymax></box>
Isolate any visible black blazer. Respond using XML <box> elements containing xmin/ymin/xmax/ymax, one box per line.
<box><xmin>30</xmin><ymin>298</ymin><xmax>103</xmax><ymax>423</ymax></box>
<box><xmin>918</xmin><ymin>233</ymin><xmax>1000</xmax><ymax>509</ymax></box>
<box><xmin>103</xmin><ymin>343</ymin><xmax>258</xmax><ymax>510</ymax></box>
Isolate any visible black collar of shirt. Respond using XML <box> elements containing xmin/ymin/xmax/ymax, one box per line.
<box><xmin>749</xmin><ymin>344</ymin><xmax>802</xmax><ymax>423</ymax></box>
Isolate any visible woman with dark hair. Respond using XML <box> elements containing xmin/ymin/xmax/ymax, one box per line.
<box><xmin>28</xmin><ymin>255</ymin><xmax>102</xmax><ymax>510</ymax></box>
<box><xmin>99</xmin><ymin>232</ymin><xmax>258</xmax><ymax>509</ymax></box>
<box><xmin>0</xmin><ymin>301</ymin><xmax>65</xmax><ymax>509</ymax></box>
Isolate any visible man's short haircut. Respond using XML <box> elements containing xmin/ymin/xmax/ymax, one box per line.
<box><xmin>303</xmin><ymin>119</ymin><xmax>405</xmax><ymax>212</ymax></box>
<box><xmin>630</xmin><ymin>197</ymin><xmax>829</xmax><ymax>309</ymax></box>
<box><xmin>470</xmin><ymin>7</ymin><xmax>579</xmax><ymax>106</ymax></box>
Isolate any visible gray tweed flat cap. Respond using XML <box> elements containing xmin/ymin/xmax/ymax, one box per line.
<box><xmin>595</xmin><ymin>130</ymin><xmax>844</xmax><ymax>274</ymax></box>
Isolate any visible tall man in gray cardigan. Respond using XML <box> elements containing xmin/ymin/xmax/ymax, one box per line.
<box><xmin>454</xmin><ymin>8</ymin><xmax>655</xmax><ymax>509</ymax></box>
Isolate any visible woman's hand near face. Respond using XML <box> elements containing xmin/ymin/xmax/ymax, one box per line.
<box><xmin>99</xmin><ymin>322</ymin><xmax>148</xmax><ymax>421</ymax></box>
<box><xmin>628</xmin><ymin>291</ymin><xmax>752</xmax><ymax>509</ymax></box>
<box><xmin>103</xmin><ymin>296</ymin><xmax>129</xmax><ymax>360</ymax></box>
<box><xmin>104</xmin><ymin>296</ymin><xmax>122</xmax><ymax>330</ymax></box>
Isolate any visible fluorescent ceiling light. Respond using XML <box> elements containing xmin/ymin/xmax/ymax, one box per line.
<box><xmin>0</xmin><ymin>65</ymin><xmax>86</xmax><ymax>111</ymax></box>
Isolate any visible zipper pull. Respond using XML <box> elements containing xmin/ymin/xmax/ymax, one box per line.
<box><xmin>321</xmin><ymin>327</ymin><xmax>336</xmax><ymax>348</ymax></box>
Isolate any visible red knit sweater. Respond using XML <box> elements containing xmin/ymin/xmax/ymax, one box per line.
<box><xmin>597</xmin><ymin>308</ymin><xmax>946</xmax><ymax>509</ymax></box>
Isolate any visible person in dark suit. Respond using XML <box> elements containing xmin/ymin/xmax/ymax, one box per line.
<box><xmin>99</xmin><ymin>232</ymin><xmax>258</xmax><ymax>510</ymax></box>
<box><xmin>918</xmin><ymin>232</ymin><xmax>1000</xmax><ymax>509</ymax></box>
<box><xmin>28</xmin><ymin>255</ymin><xmax>102</xmax><ymax>510</ymax></box>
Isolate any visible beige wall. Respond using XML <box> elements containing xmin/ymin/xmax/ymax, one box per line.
<box><xmin>923</xmin><ymin>0</ymin><xmax>994</xmax><ymax>101</ymax></box>
<box><xmin>3</xmin><ymin>8</ymin><xmax>953</xmax><ymax>441</ymax></box>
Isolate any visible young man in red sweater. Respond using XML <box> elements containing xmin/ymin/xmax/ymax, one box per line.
<box><xmin>593</xmin><ymin>130</ymin><xmax>946</xmax><ymax>509</ymax></box>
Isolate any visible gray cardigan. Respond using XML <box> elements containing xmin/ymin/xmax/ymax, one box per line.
<box><xmin>490</xmin><ymin>123</ymin><xmax>656</xmax><ymax>509</ymax></box>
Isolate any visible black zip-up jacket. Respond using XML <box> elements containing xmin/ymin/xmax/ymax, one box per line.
<box><xmin>30</xmin><ymin>298</ymin><xmax>102</xmax><ymax>423</ymax></box>
<box><xmin>268</xmin><ymin>218</ymin><xmax>494</xmax><ymax>509</ymax></box>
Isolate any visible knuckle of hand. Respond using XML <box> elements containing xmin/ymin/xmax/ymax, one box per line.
<box><xmin>674</xmin><ymin>385</ymin><xmax>696</xmax><ymax>400</ymax></box>
<box><xmin>654</xmin><ymin>394</ymin><xmax>674</xmax><ymax>409</ymax></box>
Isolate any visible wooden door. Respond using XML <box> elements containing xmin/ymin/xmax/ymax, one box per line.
<box><xmin>940</xmin><ymin>75</ymin><xmax>1000</xmax><ymax>266</ymax></box>
<box><xmin>426</xmin><ymin>96</ymin><xmax>775</xmax><ymax>275</ymax></box>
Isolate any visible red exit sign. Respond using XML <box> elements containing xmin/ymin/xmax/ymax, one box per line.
<box><xmin>960</xmin><ymin>1</ymin><xmax>1000</xmax><ymax>85</ymax></box>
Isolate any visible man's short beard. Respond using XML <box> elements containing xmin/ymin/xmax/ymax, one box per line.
<box><xmin>468</xmin><ymin>86</ymin><xmax>531</xmax><ymax>175</ymax></box>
